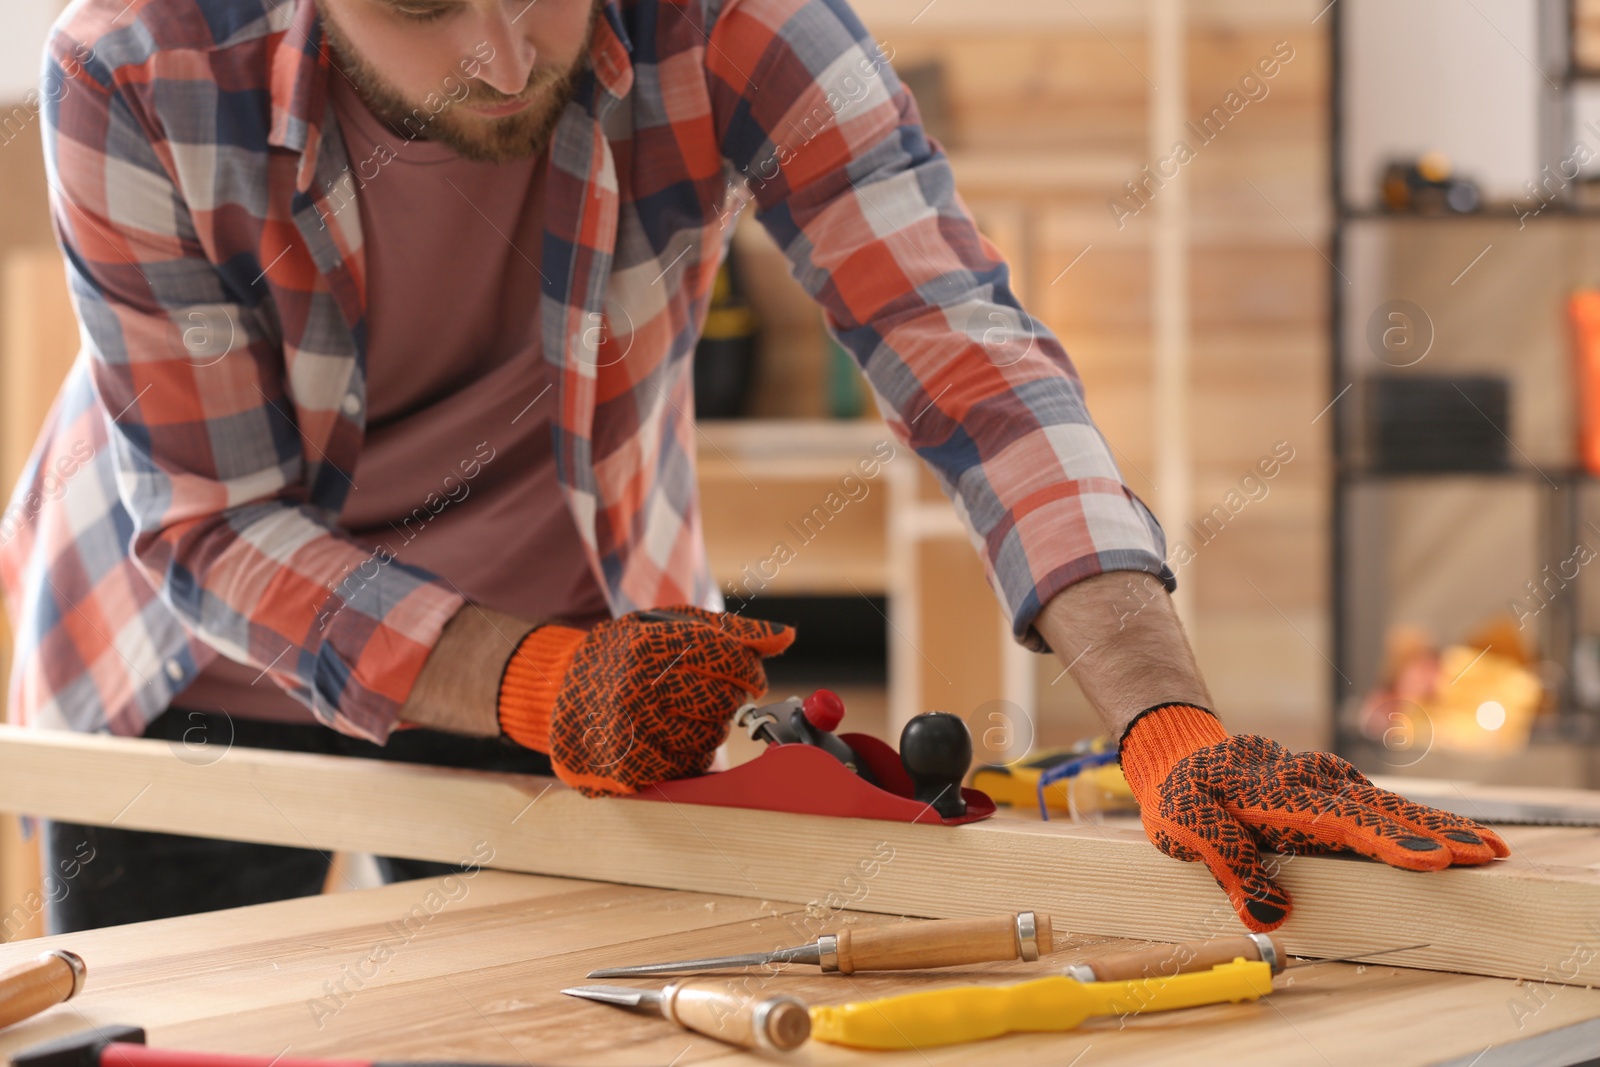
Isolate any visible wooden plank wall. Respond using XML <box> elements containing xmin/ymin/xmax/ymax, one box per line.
<box><xmin>0</xmin><ymin>105</ymin><xmax>62</xmax><ymax>941</ymax></box>
<box><xmin>853</xmin><ymin>0</ymin><xmax>1332</xmax><ymax>751</ymax></box>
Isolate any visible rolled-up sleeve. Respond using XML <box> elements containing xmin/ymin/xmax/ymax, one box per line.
<box><xmin>707</xmin><ymin>0</ymin><xmax>1173</xmax><ymax>652</ymax></box>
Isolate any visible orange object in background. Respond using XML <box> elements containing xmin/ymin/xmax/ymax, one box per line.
<box><xmin>1569</xmin><ymin>290</ymin><xmax>1600</xmax><ymax>475</ymax></box>
<box><xmin>1357</xmin><ymin>616</ymin><xmax>1544</xmax><ymax>756</ymax></box>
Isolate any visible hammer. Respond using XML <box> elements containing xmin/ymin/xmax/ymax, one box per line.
<box><xmin>0</xmin><ymin>951</ymin><xmax>86</xmax><ymax>1031</ymax></box>
<box><xmin>13</xmin><ymin>1026</ymin><xmax>560</xmax><ymax>1067</ymax></box>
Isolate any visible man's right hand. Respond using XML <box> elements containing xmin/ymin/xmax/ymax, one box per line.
<box><xmin>497</xmin><ymin>605</ymin><xmax>795</xmax><ymax>796</ymax></box>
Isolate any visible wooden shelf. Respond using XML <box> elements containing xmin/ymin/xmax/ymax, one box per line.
<box><xmin>849</xmin><ymin>0</ymin><xmax>1326</xmax><ymax>32</ymax></box>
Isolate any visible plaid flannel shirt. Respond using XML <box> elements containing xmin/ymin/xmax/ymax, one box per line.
<box><xmin>0</xmin><ymin>0</ymin><xmax>1172</xmax><ymax>741</ymax></box>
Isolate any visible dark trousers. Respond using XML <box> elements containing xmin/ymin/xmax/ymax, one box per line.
<box><xmin>42</xmin><ymin>707</ymin><xmax>551</xmax><ymax>934</ymax></box>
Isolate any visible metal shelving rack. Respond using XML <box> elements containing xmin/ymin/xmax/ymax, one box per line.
<box><xmin>1328</xmin><ymin>1</ymin><xmax>1600</xmax><ymax>779</ymax></box>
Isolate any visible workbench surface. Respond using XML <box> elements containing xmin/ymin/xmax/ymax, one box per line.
<box><xmin>1</xmin><ymin>864</ymin><xmax>1597</xmax><ymax>1067</ymax></box>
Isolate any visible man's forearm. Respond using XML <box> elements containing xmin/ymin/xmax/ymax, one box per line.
<box><xmin>1033</xmin><ymin>571</ymin><xmax>1213</xmax><ymax>739</ymax></box>
<box><xmin>397</xmin><ymin>603</ymin><xmax>539</xmax><ymax>737</ymax></box>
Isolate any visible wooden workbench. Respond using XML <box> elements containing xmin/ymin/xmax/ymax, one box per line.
<box><xmin>1</xmin><ymin>869</ymin><xmax>1597</xmax><ymax>1067</ymax></box>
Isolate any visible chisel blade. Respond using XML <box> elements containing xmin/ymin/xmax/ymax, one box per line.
<box><xmin>561</xmin><ymin>985</ymin><xmax>664</xmax><ymax>1011</ymax></box>
<box><xmin>1287</xmin><ymin>942</ymin><xmax>1430</xmax><ymax>968</ymax></box>
<box><xmin>1402</xmin><ymin>795</ymin><xmax>1600</xmax><ymax>827</ymax></box>
<box><xmin>585</xmin><ymin>943</ymin><xmax>823</xmax><ymax>979</ymax></box>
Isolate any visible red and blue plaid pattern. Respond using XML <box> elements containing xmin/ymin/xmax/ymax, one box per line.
<box><xmin>0</xmin><ymin>0</ymin><xmax>1171</xmax><ymax>741</ymax></box>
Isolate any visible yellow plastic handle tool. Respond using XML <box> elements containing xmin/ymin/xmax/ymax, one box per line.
<box><xmin>809</xmin><ymin>958</ymin><xmax>1274</xmax><ymax>1050</ymax></box>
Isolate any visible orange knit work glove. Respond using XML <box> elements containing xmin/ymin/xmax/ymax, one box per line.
<box><xmin>1118</xmin><ymin>703</ymin><xmax>1510</xmax><ymax>932</ymax></box>
<box><xmin>497</xmin><ymin>606</ymin><xmax>794</xmax><ymax>797</ymax></box>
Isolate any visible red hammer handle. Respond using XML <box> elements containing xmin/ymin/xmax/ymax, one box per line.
<box><xmin>102</xmin><ymin>1045</ymin><xmax>370</xmax><ymax>1067</ymax></box>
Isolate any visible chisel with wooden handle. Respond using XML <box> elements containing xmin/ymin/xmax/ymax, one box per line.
<box><xmin>1061</xmin><ymin>934</ymin><xmax>1428</xmax><ymax>982</ymax></box>
<box><xmin>0</xmin><ymin>950</ymin><xmax>86</xmax><ymax>1031</ymax></box>
<box><xmin>562</xmin><ymin>980</ymin><xmax>811</xmax><ymax>1051</ymax></box>
<box><xmin>1063</xmin><ymin>933</ymin><xmax>1284</xmax><ymax>981</ymax></box>
<box><xmin>585</xmin><ymin>911</ymin><xmax>1053</xmax><ymax>978</ymax></box>
<box><xmin>810</xmin><ymin>958</ymin><xmax>1275</xmax><ymax>1049</ymax></box>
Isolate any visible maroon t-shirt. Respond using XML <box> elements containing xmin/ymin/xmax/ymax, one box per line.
<box><xmin>177</xmin><ymin>76</ymin><xmax>611</xmax><ymax>723</ymax></box>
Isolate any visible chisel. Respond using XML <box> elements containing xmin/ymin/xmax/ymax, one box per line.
<box><xmin>0</xmin><ymin>950</ymin><xmax>86</xmax><ymax>1031</ymax></box>
<box><xmin>585</xmin><ymin>911</ymin><xmax>1054</xmax><ymax>978</ymax></box>
<box><xmin>811</xmin><ymin>936</ymin><xmax>1431</xmax><ymax>1049</ymax></box>
<box><xmin>1060</xmin><ymin>934</ymin><xmax>1428</xmax><ymax>982</ymax></box>
<box><xmin>810</xmin><ymin>958</ymin><xmax>1274</xmax><ymax>1049</ymax></box>
<box><xmin>561</xmin><ymin>980</ymin><xmax>811</xmax><ymax>1051</ymax></box>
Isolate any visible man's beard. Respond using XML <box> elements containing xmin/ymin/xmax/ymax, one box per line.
<box><xmin>315</xmin><ymin>2</ymin><xmax>600</xmax><ymax>164</ymax></box>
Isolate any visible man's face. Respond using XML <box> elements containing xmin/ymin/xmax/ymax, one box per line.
<box><xmin>316</xmin><ymin>0</ymin><xmax>602</xmax><ymax>163</ymax></box>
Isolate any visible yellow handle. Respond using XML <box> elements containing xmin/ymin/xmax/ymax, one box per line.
<box><xmin>809</xmin><ymin>959</ymin><xmax>1273</xmax><ymax>1050</ymax></box>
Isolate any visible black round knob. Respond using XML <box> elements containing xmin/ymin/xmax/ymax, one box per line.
<box><xmin>899</xmin><ymin>712</ymin><xmax>971</xmax><ymax>818</ymax></box>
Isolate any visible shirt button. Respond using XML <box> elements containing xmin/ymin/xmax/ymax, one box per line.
<box><xmin>341</xmin><ymin>393</ymin><xmax>361</xmax><ymax>416</ymax></box>
<box><xmin>164</xmin><ymin>659</ymin><xmax>184</xmax><ymax>681</ymax></box>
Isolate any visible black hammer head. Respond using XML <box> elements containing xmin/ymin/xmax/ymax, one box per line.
<box><xmin>12</xmin><ymin>1024</ymin><xmax>147</xmax><ymax>1067</ymax></box>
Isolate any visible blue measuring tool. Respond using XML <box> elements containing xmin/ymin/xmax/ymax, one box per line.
<box><xmin>1035</xmin><ymin>748</ymin><xmax>1120</xmax><ymax>821</ymax></box>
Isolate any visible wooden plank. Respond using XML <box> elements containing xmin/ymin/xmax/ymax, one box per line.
<box><xmin>1</xmin><ymin>869</ymin><xmax>1598</xmax><ymax>1067</ymax></box>
<box><xmin>0</xmin><ymin>726</ymin><xmax>1597</xmax><ymax>989</ymax></box>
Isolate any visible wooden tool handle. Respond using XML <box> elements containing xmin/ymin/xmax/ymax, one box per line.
<box><xmin>0</xmin><ymin>951</ymin><xmax>85</xmax><ymax>1030</ymax></box>
<box><xmin>663</xmin><ymin>980</ymin><xmax>811</xmax><ymax>1051</ymax></box>
<box><xmin>830</xmin><ymin>912</ymin><xmax>1055</xmax><ymax>974</ymax></box>
<box><xmin>1073</xmin><ymin>934</ymin><xmax>1284</xmax><ymax>982</ymax></box>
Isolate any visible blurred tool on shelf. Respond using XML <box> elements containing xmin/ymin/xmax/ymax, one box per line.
<box><xmin>1365</xmin><ymin>376</ymin><xmax>1510</xmax><ymax>473</ymax></box>
<box><xmin>1355</xmin><ymin>616</ymin><xmax>1543</xmax><ymax>757</ymax></box>
<box><xmin>1570</xmin><ymin>290</ymin><xmax>1600</xmax><ymax>477</ymax></box>
<box><xmin>826</xmin><ymin>337</ymin><xmax>867</xmax><ymax>418</ymax></box>
<box><xmin>1379</xmin><ymin>152</ymin><xmax>1480</xmax><ymax>214</ymax></box>
<box><xmin>692</xmin><ymin>252</ymin><xmax>760</xmax><ymax>418</ymax></box>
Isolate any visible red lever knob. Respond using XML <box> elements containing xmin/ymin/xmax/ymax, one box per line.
<box><xmin>801</xmin><ymin>689</ymin><xmax>846</xmax><ymax>732</ymax></box>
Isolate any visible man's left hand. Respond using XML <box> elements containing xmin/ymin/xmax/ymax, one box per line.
<box><xmin>1119</xmin><ymin>702</ymin><xmax>1510</xmax><ymax>931</ymax></box>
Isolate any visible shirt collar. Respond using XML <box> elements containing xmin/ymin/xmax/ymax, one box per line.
<box><xmin>268</xmin><ymin>0</ymin><xmax>332</xmax><ymax>194</ymax></box>
<box><xmin>593</xmin><ymin>0</ymin><xmax>635</xmax><ymax>100</ymax></box>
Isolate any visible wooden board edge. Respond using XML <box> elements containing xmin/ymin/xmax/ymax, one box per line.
<box><xmin>0</xmin><ymin>725</ymin><xmax>1594</xmax><ymax>988</ymax></box>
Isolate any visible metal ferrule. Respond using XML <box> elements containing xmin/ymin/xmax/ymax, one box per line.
<box><xmin>748</xmin><ymin>995</ymin><xmax>805</xmax><ymax>1050</ymax></box>
<box><xmin>1246</xmin><ymin>932</ymin><xmax>1282</xmax><ymax>974</ymax></box>
<box><xmin>660</xmin><ymin>980</ymin><xmax>684</xmax><ymax>1024</ymax></box>
<box><xmin>41</xmin><ymin>950</ymin><xmax>87</xmax><ymax>1000</ymax></box>
<box><xmin>816</xmin><ymin>934</ymin><xmax>840</xmax><ymax>973</ymax></box>
<box><xmin>1014</xmin><ymin>911</ymin><xmax>1040</xmax><ymax>962</ymax></box>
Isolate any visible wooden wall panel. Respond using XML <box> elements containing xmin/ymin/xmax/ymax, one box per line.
<box><xmin>0</xmin><ymin>109</ymin><xmax>58</xmax><ymax>942</ymax></box>
<box><xmin>0</xmin><ymin>246</ymin><xmax>75</xmax><ymax>941</ymax></box>
<box><xmin>914</xmin><ymin>536</ymin><xmax>1004</xmax><ymax>724</ymax></box>
<box><xmin>699</xmin><ymin>463</ymin><xmax>890</xmax><ymax>596</ymax></box>
<box><xmin>849</xmin><ymin>12</ymin><xmax>1331</xmax><ymax>751</ymax></box>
